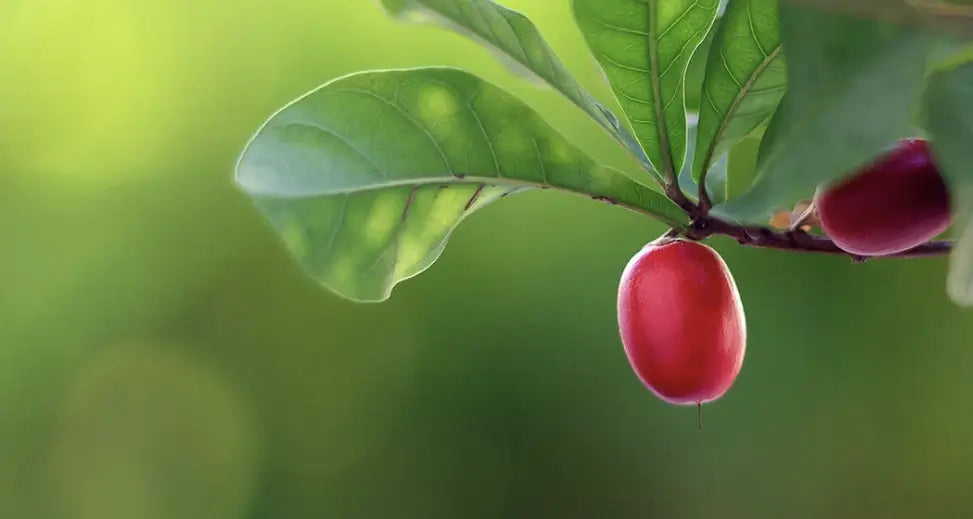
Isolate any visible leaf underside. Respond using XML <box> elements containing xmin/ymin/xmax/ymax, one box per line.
<box><xmin>236</xmin><ymin>68</ymin><xmax>685</xmax><ymax>302</ymax></box>
<box><xmin>573</xmin><ymin>0</ymin><xmax>719</xmax><ymax>177</ymax></box>
<box><xmin>382</xmin><ymin>0</ymin><xmax>654</xmax><ymax>175</ymax></box>
<box><xmin>718</xmin><ymin>4</ymin><xmax>930</xmax><ymax>223</ymax></box>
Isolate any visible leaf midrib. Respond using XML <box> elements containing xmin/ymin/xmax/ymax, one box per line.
<box><xmin>647</xmin><ymin>0</ymin><xmax>676</xmax><ymax>179</ymax></box>
<box><xmin>698</xmin><ymin>44</ymin><xmax>782</xmax><ymax>183</ymax></box>
<box><xmin>417</xmin><ymin>0</ymin><xmax>653</xmax><ymax>171</ymax></box>
<box><xmin>245</xmin><ymin>173</ymin><xmax>685</xmax><ymax>226</ymax></box>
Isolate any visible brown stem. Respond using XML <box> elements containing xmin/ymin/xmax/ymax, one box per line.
<box><xmin>664</xmin><ymin>181</ymin><xmax>697</xmax><ymax>215</ymax></box>
<box><xmin>639</xmin><ymin>159</ymin><xmax>951</xmax><ymax>258</ymax></box>
<box><xmin>697</xmin><ymin>179</ymin><xmax>713</xmax><ymax>214</ymax></box>
<box><xmin>682</xmin><ymin>214</ymin><xmax>952</xmax><ymax>259</ymax></box>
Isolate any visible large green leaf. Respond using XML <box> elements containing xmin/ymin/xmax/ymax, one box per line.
<box><xmin>717</xmin><ymin>4</ymin><xmax>930</xmax><ymax>222</ymax></box>
<box><xmin>692</xmin><ymin>0</ymin><xmax>785</xmax><ymax>187</ymax></box>
<box><xmin>924</xmin><ymin>62</ymin><xmax>973</xmax><ymax>306</ymax></box>
<box><xmin>236</xmin><ymin>68</ymin><xmax>686</xmax><ymax>302</ymax></box>
<box><xmin>573</xmin><ymin>0</ymin><xmax>720</xmax><ymax>179</ymax></box>
<box><xmin>380</xmin><ymin>0</ymin><xmax>654</xmax><ymax>178</ymax></box>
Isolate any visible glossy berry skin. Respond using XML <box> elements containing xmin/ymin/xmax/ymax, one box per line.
<box><xmin>617</xmin><ymin>238</ymin><xmax>746</xmax><ymax>405</ymax></box>
<box><xmin>815</xmin><ymin>139</ymin><xmax>950</xmax><ymax>256</ymax></box>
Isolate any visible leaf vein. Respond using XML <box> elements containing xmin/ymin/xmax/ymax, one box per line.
<box><xmin>746</xmin><ymin>0</ymin><xmax>769</xmax><ymax>58</ymax></box>
<box><xmin>532</xmin><ymin>138</ymin><xmax>549</xmax><ymax>184</ymax></box>
<box><xmin>284</xmin><ymin>121</ymin><xmax>388</xmax><ymax>179</ymax></box>
<box><xmin>337</xmin><ymin>87</ymin><xmax>455</xmax><ymax>174</ymax></box>
<box><xmin>698</xmin><ymin>45</ymin><xmax>782</xmax><ymax>178</ymax></box>
<box><xmin>466</xmin><ymin>86</ymin><xmax>502</xmax><ymax>177</ymax></box>
<box><xmin>657</xmin><ymin>0</ymin><xmax>703</xmax><ymax>40</ymax></box>
<box><xmin>598</xmin><ymin>53</ymin><xmax>652</xmax><ymax>73</ymax></box>
<box><xmin>323</xmin><ymin>195</ymin><xmax>349</xmax><ymax>256</ymax></box>
<box><xmin>585</xmin><ymin>17</ymin><xmax>650</xmax><ymax>36</ymax></box>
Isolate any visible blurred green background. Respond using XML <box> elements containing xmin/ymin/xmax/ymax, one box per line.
<box><xmin>3</xmin><ymin>1</ymin><xmax>973</xmax><ymax>518</ymax></box>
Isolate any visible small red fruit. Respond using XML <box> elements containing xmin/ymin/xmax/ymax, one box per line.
<box><xmin>617</xmin><ymin>238</ymin><xmax>746</xmax><ymax>405</ymax></box>
<box><xmin>815</xmin><ymin>139</ymin><xmax>951</xmax><ymax>256</ymax></box>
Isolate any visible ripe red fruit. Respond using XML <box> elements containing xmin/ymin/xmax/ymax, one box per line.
<box><xmin>815</xmin><ymin>139</ymin><xmax>951</xmax><ymax>256</ymax></box>
<box><xmin>617</xmin><ymin>238</ymin><xmax>746</xmax><ymax>405</ymax></box>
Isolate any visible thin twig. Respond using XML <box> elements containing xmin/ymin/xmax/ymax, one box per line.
<box><xmin>697</xmin><ymin>179</ymin><xmax>713</xmax><ymax>215</ymax></box>
<box><xmin>665</xmin><ymin>181</ymin><xmax>697</xmax><ymax>215</ymax></box>
<box><xmin>683</xmin><ymin>215</ymin><xmax>952</xmax><ymax>259</ymax></box>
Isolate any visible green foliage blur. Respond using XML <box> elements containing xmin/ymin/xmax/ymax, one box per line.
<box><xmin>3</xmin><ymin>1</ymin><xmax>973</xmax><ymax>518</ymax></box>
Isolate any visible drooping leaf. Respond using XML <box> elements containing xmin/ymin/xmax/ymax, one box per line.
<box><xmin>923</xmin><ymin>61</ymin><xmax>973</xmax><ymax>305</ymax></box>
<box><xmin>718</xmin><ymin>4</ymin><xmax>930</xmax><ymax>222</ymax></box>
<box><xmin>692</xmin><ymin>0</ymin><xmax>785</xmax><ymax>188</ymax></box>
<box><xmin>573</xmin><ymin>0</ymin><xmax>720</xmax><ymax>178</ymax></box>
<box><xmin>380</xmin><ymin>0</ymin><xmax>654</xmax><ymax>177</ymax></box>
<box><xmin>236</xmin><ymin>68</ymin><xmax>686</xmax><ymax>302</ymax></box>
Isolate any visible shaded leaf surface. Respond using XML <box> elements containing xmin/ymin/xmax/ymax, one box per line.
<box><xmin>382</xmin><ymin>0</ymin><xmax>653</xmax><ymax>174</ymax></box>
<box><xmin>718</xmin><ymin>4</ymin><xmax>930</xmax><ymax>222</ymax></box>
<box><xmin>237</xmin><ymin>68</ymin><xmax>685</xmax><ymax>302</ymax></box>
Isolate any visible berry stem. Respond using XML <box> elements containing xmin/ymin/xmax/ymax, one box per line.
<box><xmin>664</xmin><ymin>181</ymin><xmax>697</xmax><ymax>215</ymax></box>
<box><xmin>697</xmin><ymin>181</ymin><xmax>713</xmax><ymax>215</ymax></box>
<box><xmin>681</xmin><ymin>214</ymin><xmax>952</xmax><ymax>259</ymax></box>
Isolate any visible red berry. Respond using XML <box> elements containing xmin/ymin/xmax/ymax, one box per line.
<box><xmin>815</xmin><ymin>139</ymin><xmax>951</xmax><ymax>256</ymax></box>
<box><xmin>617</xmin><ymin>238</ymin><xmax>746</xmax><ymax>405</ymax></box>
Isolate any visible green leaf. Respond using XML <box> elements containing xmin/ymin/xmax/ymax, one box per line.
<box><xmin>790</xmin><ymin>0</ymin><xmax>973</xmax><ymax>35</ymax></box>
<box><xmin>573</xmin><ymin>0</ymin><xmax>720</xmax><ymax>178</ymax></box>
<box><xmin>684</xmin><ymin>28</ymin><xmax>716</xmax><ymax>114</ymax></box>
<box><xmin>924</xmin><ymin>62</ymin><xmax>973</xmax><ymax>305</ymax></box>
<box><xmin>725</xmin><ymin>131</ymin><xmax>762</xmax><ymax>201</ymax></box>
<box><xmin>679</xmin><ymin>116</ymin><xmax>729</xmax><ymax>205</ymax></box>
<box><xmin>236</xmin><ymin>68</ymin><xmax>686</xmax><ymax>302</ymax></box>
<box><xmin>718</xmin><ymin>5</ymin><xmax>930</xmax><ymax>223</ymax></box>
<box><xmin>685</xmin><ymin>1</ymin><xmax>732</xmax><ymax>113</ymax></box>
<box><xmin>380</xmin><ymin>0</ymin><xmax>654</xmax><ymax>177</ymax></box>
<box><xmin>379</xmin><ymin>0</ymin><xmax>408</xmax><ymax>14</ymax></box>
<box><xmin>692</xmin><ymin>0</ymin><xmax>785</xmax><ymax>188</ymax></box>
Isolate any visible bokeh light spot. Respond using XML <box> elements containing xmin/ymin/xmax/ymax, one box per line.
<box><xmin>47</xmin><ymin>344</ymin><xmax>258</xmax><ymax>519</ymax></box>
